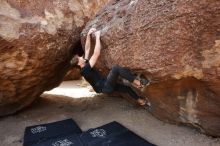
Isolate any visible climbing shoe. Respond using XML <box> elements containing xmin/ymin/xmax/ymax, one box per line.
<box><xmin>140</xmin><ymin>78</ymin><xmax>150</xmax><ymax>86</ymax></box>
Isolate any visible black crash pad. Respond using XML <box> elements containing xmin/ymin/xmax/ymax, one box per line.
<box><xmin>31</xmin><ymin>134</ymin><xmax>83</xmax><ymax>146</ymax></box>
<box><xmin>23</xmin><ymin>119</ymin><xmax>82</xmax><ymax>146</ymax></box>
<box><xmin>24</xmin><ymin>120</ymin><xmax>156</xmax><ymax>146</ymax></box>
<box><xmin>80</xmin><ymin>121</ymin><xmax>156</xmax><ymax>146</ymax></box>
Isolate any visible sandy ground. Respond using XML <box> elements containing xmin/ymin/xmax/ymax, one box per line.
<box><xmin>0</xmin><ymin>80</ymin><xmax>220</xmax><ymax>146</ymax></box>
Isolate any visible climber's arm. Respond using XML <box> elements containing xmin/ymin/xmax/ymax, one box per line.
<box><xmin>89</xmin><ymin>31</ymin><xmax>101</xmax><ymax>68</ymax></box>
<box><xmin>84</xmin><ymin>28</ymin><xmax>96</xmax><ymax>60</ymax></box>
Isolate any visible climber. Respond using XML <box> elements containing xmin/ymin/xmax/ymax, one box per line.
<box><xmin>70</xmin><ymin>28</ymin><xmax>150</xmax><ymax>106</ymax></box>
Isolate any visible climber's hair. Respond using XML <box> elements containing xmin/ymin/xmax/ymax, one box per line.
<box><xmin>70</xmin><ymin>55</ymin><xmax>79</xmax><ymax>67</ymax></box>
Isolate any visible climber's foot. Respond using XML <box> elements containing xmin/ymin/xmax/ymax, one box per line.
<box><xmin>137</xmin><ymin>98</ymin><xmax>146</xmax><ymax>106</ymax></box>
<box><xmin>137</xmin><ymin>98</ymin><xmax>151</xmax><ymax>108</ymax></box>
<box><xmin>140</xmin><ymin>78</ymin><xmax>150</xmax><ymax>86</ymax></box>
<box><xmin>132</xmin><ymin>78</ymin><xmax>150</xmax><ymax>89</ymax></box>
<box><xmin>137</xmin><ymin>98</ymin><xmax>147</xmax><ymax>106</ymax></box>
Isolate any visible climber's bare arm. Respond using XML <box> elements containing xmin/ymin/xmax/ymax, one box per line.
<box><xmin>85</xmin><ymin>28</ymin><xmax>96</xmax><ymax>60</ymax></box>
<box><xmin>89</xmin><ymin>31</ymin><xmax>101</xmax><ymax>68</ymax></box>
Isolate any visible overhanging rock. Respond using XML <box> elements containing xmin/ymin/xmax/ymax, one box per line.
<box><xmin>81</xmin><ymin>0</ymin><xmax>220</xmax><ymax>137</ymax></box>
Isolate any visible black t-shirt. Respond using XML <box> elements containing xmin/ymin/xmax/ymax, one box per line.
<box><xmin>80</xmin><ymin>63</ymin><xmax>105</xmax><ymax>93</ymax></box>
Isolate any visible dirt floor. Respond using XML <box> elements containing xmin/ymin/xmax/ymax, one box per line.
<box><xmin>0</xmin><ymin>80</ymin><xmax>220</xmax><ymax>146</ymax></box>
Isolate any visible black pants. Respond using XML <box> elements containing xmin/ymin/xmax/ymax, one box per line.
<box><xmin>102</xmin><ymin>65</ymin><xmax>139</xmax><ymax>100</ymax></box>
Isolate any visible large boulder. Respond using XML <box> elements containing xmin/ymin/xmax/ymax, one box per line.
<box><xmin>82</xmin><ymin>0</ymin><xmax>220</xmax><ymax>137</ymax></box>
<box><xmin>0</xmin><ymin>0</ymin><xmax>108</xmax><ymax>116</ymax></box>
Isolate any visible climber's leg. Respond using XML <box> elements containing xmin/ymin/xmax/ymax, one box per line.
<box><xmin>102</xmin><ymin>65</ymin><xmax>150</xmax><ymax>93</ymax></box>
<box><xmin>114</xmin><ymin>83</ymin><xmax>147</xmax><ymax>106</ymax></box>
<box><xmin>110</xmin><ymin>65</ymin><xmax>150</xmax><ymax>88</ymax></box>
<box><xmin>101</xmin><ymin>65</ymin><xmax>134</xmax><ymax>93</ymax></box>
<box><xmin>110</xmin><ymin>65</ymin><xmax>136</xmax><ymax>82</ymax></box>
<box><xmin>115</xmin><ymin>83</ymin><xmax>139</xmax><ymax>100</ymax></box>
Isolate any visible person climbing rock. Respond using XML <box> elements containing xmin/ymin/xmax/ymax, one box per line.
<box><xmin>70</xmin><ymin>28</ymin><xmax>150</xmax><ymax>106</ymax></box>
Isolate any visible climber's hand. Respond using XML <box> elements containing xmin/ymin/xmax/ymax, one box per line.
<box><xmin>88</xmin><ymin>28</ymin><xmax>96</xmax><ymax>35</ymax></box>
<box><xmin>94</xmin><ymin>30</ymin><xmax>101</xmax><ymax>38</ymax></box>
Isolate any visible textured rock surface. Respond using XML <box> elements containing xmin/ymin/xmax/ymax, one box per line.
<box><xmin>82</xmin><ymin>0</ymin><xmax>220</xmax><ymax>137</ymax></box>
<box><xmin>63</xmin><ymin>68</ymin><xmax>81</xmax><ymax>81</ymax></box>
<box><xmin>0</xmin><ymin>0</ymin><xmax>108</xmax><ymax>116</ymax></box>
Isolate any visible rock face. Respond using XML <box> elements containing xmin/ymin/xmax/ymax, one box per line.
<box><xmin>0</xmin><ymin>0</ymin><xmax>108</xmax><ymax>116</ymax></box>
<box><xmin>82</xmin><ymin>0</ymin><xmax>220</xmax><ymax>137</ymax></box>
<box><xmin>64</xmin><ymin>68</ymin><xmax>81</xmax><ymax>81</ymax></box>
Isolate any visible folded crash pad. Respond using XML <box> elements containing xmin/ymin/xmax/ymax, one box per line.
<box><xmin>23</xmin><ymin>119</ymin><xmax>82</xmax><ymax>146</ymax></box>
